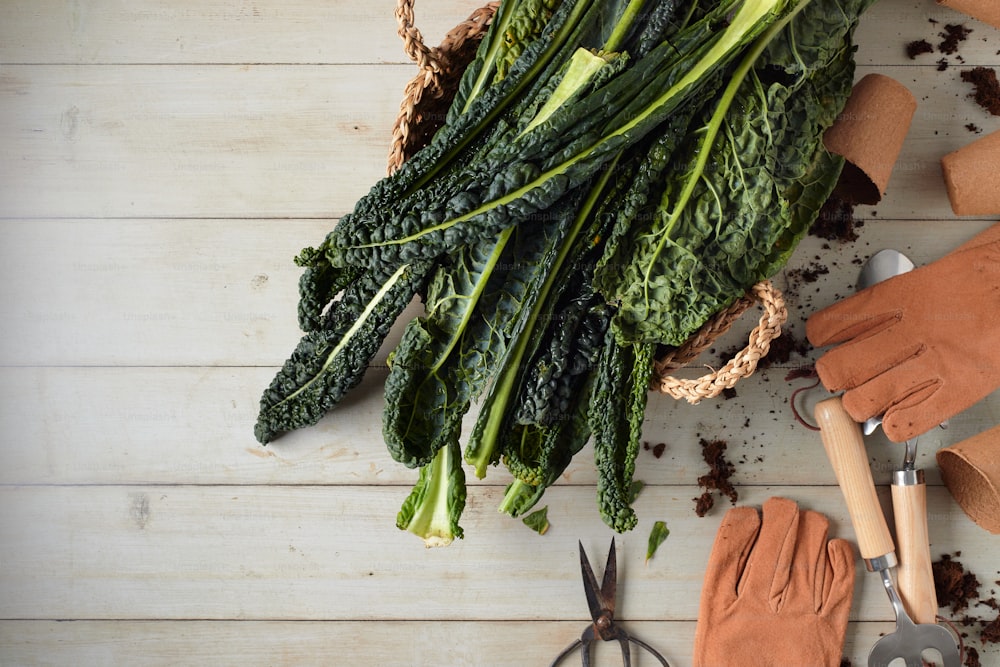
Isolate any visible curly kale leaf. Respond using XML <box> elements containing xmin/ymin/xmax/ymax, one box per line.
<box><xmin>501</xmin><ymin>368</ymin><xmax>595</xmax><ymax>489</ymax></box>
<box><xmin>599</xmin><ymin>0</ymin><xmax>861</xmax><ymax>345</ymax></box>
<box><xmin>254</xmin><ymin>262</ymin><xmax>429</xmax><ymax>444</ymax></box>
<box><xmin>590</xmin><ymin>335</ymin><xmax>654</xmax><ymax>533</ymax></box>
<box><xmin>499</xmin><ymin>371</ymin><xmax>596</xmax><ymax>518</ymax></box>
<box><xmin>513</xmin><ymin>295</ymin><xmax>609</xmax><ymax>427</ymax></box>
<box><xmin>382</xmin><ymin>218</ymin><xmax>563</xmax><ymax>469</ymax></box>
<box><xmin>326</xmin><ymin>0</ymin><xmax>788</xmax><ymax>273</ymax></box>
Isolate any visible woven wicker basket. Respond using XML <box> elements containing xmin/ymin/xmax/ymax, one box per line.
<box><xmin>387</xmin><ymin>0</ymin><xmax>787</xmax><ymax>402</ymax></box>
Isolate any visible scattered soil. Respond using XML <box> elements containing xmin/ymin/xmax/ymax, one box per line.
<box><xmin>642</xmin><ymin>441</ymin><xmax>667</xmax><ymax>459</ymax></box>
<box><xmin>931</xmin><ymin>552</ymin><xmax>1000</xmax><ymax>663</ymax></box>
<box><xmin>984</xmin><ymin>616</ymin><xmax>1000</xmax><ymax>643</ymax></box>
<box><xmin>939</xmin><ymin>23</ymin><xmax>973</xmax><ymax>55</ymax></box>
<box><xmin>693</xmin><ymin>438</ymin><xmax>738</xmax><ymax>517</ymax></box>
<box><xmin>906</xmin><ymin>39</ymin><xmax>934</xmax><ymax>59</ymax></box>
<box><xmin>960</xmin><ymin>67</ymin><xmax>1000</xmax><ymax>116</ymax></box>
<box><xmin>966</xmin><ymin>123</ymin><xmax>982</xmax><ymax>134</ymax></box>
<box><xmin>811</xmin><ymin>195</ymin><xmax>863</xmax><ymax>243</ymax></box>
<box><xmin>934</xmin><ymin>553</ymin><xmax>981</xmax><ymax>614</ymax></box>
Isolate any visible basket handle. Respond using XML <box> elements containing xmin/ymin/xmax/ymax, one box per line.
<box><xmin>653</xmin><ymin>280</ymin><xmax>787</xmax><ymax>402</ymax></box>
<box><xmin>395</xmin><ymin>0</ymin><xmax>445</xmax><ymax>73</ymax></box>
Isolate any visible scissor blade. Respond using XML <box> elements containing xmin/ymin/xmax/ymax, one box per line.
<box><xmin>601</xmin><ymin>539</ymin><xmax>617</xmax><ymax>616</ymax></box>
<box><xmin>578</xmin><ymin>541</ymin><xmax>605</xmax><ymax>623</ymax></box>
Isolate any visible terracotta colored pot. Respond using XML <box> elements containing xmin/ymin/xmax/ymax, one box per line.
<box><xmin>937</xmin><ymin>424</ymin><xmax>1000</xmax><ymax>534</ymax></box>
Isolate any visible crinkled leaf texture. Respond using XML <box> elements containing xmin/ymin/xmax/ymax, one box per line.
<box><xmin>254</xmin><ymin>262</ymin><xmax>428</xmax><ymax>445</ymax></box>
<box><xmin>598</xmin><ymin>0</ymin><xmax>864</xmax><ymax>345</ymax></box>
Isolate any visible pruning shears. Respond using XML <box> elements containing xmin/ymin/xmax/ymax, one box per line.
<box><xmin>549</xmin><ymin>540</ymin><xmax>671</xmax><ymax>667</ymax></box>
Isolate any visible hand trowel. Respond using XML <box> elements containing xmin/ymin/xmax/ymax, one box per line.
<box><xmin>857</xmin><ymin>249</ymin><xmax>940</xmax><ymax>625</ymax></box>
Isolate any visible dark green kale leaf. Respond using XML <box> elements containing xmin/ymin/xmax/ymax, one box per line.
<box><xmin>590</xmin><ymin>334</ymin><xmax>654</xmax><ymax>532</ymax></box>
<box><xmin>599</xmin><ymin>0</ymin><xmax>865</xmax><ymax>346</ymax></box>
<box><xmin>254</xmin><ymin>262</ymin><xmax>429</xmax><ymax>445</ymax></box>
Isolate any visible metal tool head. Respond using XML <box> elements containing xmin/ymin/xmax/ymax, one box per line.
<box><xmin>857</xmin><ymin>248</ymin><xmax>916</xmax><ymax>291</ymax></box>
<box><xmin>867</xmin><ymin>569</ymin><xmax>961</xmax><ymax>667</ymax></box>
<box><xmin>858</xmin><ymin>249</ymin><xmax>917</xmax><ymax>436</ymax></box>
<box><xmin>868</xmin><ymin>613</ymin><xmax>962</xmax><ymax>667</ymax></box>
<box><xmin>579</xmin><ymin>539</ymin><xmax>618</xmax><ymax>638</ymax></box>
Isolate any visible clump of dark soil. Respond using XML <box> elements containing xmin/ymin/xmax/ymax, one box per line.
<box><xmin>931</xmin><ymin>552</ymin><xmax>1000</xmax><ymax>664</ymax></box>
<box><xmin>693</xmin><ymin>438</ymin><xmax>738</xmax><ymax>517</ymax></box>
<box><xmin>906</xmin><ymin>39</ymin><xmax>934</xmax><ymax>59</ymax></box>
<box><xmin>939</xmin><ymin>23</ymin><xmax>973</xmax><ymax>55</ymax></box>
<box><xmin>960</xmin><ymin>67</ymin><xmax>1000</xmax><ymax>116</ymax></box>
<box><xmin>934</xmin><ymin>553</ymin><xmax>981</xmax><ymax>614</ymax></box>
<box><xmin>643</xmin><ymin>441</ymin><xmax>667</xmax><ymax>459</ymax></box>
<box><xmin>811</xmin><ymin>195</ymin><xmax>863</xmax><ymax>242</ymax></box>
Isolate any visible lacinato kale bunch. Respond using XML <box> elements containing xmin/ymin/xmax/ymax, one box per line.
<box><xmin>255</xmin><ymin>0</ymin><xmax>879</xmax><ymax>546</ymax></box>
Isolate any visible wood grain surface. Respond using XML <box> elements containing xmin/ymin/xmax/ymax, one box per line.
<box><xmin>2</xmin><ymin>1</ymin><xmax>999</xmax><ymax>665</ymax></box>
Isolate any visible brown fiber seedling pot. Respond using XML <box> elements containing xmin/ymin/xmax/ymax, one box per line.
<box><xmin>937</xmin><ymin>424</ymin><xmax>1000</xmax><ymax>534</ymax></box>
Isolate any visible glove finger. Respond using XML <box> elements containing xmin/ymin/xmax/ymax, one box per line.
<box><xmin>781</xmin><ymin>508</ymin><xmax>830</xmax><ymax>613</ymax></box>
<box><xmin>814</xmin><ymin>331</ymin><xmax>924</xmax><ymax>394</ymax></box>
<box><xmin>881</xmin><ymin>376</ymin><xmax>988</xmax><ymax>442</ymax></box>
<box><xmin>839</xmin><ymin>359</ymin><xmax>941</xmax><ymax>438</ymax></box>
<box><xmin>821</xmin><ymin>537</ymin><xmax>857</xmax><ymax>623</ymax></box>
<box><xmin>700</xmin><ymin>505</ymin><xmax>761</xmax><ymax>609</ymax></box>
<box><xmin>805</xmin><ymin>287</ymin><xmax>900</xmax><ymax>349</ymax></box>
<box><xmin>738</xmin><ymin>497</ymin><xmax>799</xmax><ymax>607</ymax></box>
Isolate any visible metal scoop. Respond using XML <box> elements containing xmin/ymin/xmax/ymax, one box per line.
<box><xmin>815</xmin><ymin>397</ymin><xmax>960</xmax><ymax>667</ymax></box>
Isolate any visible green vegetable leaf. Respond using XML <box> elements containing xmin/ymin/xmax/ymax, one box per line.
<box><xmin>396</xmin><ymin>439</ymin><xmax>466</xmax><ymax>547</ymax></box>
<box><xmin>522</xmin><ymin>506</ymin><xmax>551</xmax><ymax>535</ymax></box>
<box><xmin>646</xmin><ymin>520</ymin><xmax>670</xmax><ymax>562</ymax></box>
<box><xmin>254</xmin><ymin>262</ymin><xmax>428</xmax><ymax>444</ymax></box>
<box><xmin>590</xmin><ymin>335</ymin><xmax>654</xmax><ymax>532</ymax></box>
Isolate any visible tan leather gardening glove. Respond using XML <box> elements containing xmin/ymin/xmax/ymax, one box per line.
<box><xmin>806</xmin><ymin>223</ymin><xmax>1000</xmax><ymax>442</ymax></box>
<box><xmin>693</xmin><ymin>497</ymin><xmax>855</xmax><ymax>667</ymax></box>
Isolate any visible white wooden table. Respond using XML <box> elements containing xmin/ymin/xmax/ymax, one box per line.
<box><xmin>1</xmin><ymin>1</ymin><xmax>998</xmax><ymax>664</ymax></box>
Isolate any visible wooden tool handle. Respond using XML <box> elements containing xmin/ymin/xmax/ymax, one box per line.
<box><xmin>814</xmin><ymin>397</ymin><xmax>895</xmax><ymax>562</ymax></box>
<box><xmin>891</xmin><ymin>481</ymin><xmax>939</xmax><ymax>623</ymax></box>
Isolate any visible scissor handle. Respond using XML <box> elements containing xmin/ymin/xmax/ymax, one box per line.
<box><xmin>548</xmin><ymin>632</ymin><xmax>670</xmax><ymax>667</ymax></box>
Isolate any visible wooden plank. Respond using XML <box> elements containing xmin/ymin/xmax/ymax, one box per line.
<box><xmin>0</xmin><ymin>0</ymin><xmax>487</xmax><ymax>65</ymax></box>
<box><xmin>0</xmin><ymin>0</ymin><xmax>995</xmax><ymax>67</ymax></box>
<box><xmin>0</xmin><ymin>65</ymin><xmax>412</xmax><ymax>219</ymax></box>
<box><xmin>1</xmin><ymin>484</ymin><xmax>996</xmax><ymax>625</ymax></box>
<box><xmin>3</xmin><ymin>619</ymin><xmax>984</xmax><ymax>667</ymax></box>
<box><xmin>1</xmin><ymin>364</ymin><xmax>997</xmax><ymax>488</ymax></box>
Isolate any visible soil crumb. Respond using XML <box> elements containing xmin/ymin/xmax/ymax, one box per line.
<box><xmin>906</xmin><ymin>39</ymin><xmax>934</xmax><ymax>59</ymax></box>
<box><xmin>939</xmin><ymin>23</ymin><xmax>973</xmax><ymax>55</ymax></box>
<box><xmin>934</xmin><ymin>553</ymin><xmax>981</xmax><ymax>614</ymax></box>
<box><xmin>693</xmin><ymin>438</ymin><xmax>738</xmax><ymax>517</ymax></box>
<box><xmin>811</xmin><ymin>195</ymin><xmax>863</xmax><ymax>242</ymax></box>
<box><xmin>961</xmin><ymin>67</ymin><xmax>1000</xmax><ymax>116</ymax></box>
<box><xmin>932</xmin><ymin>552</ymin><xmax>1000</xmax><ymax>662</ymax></box>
